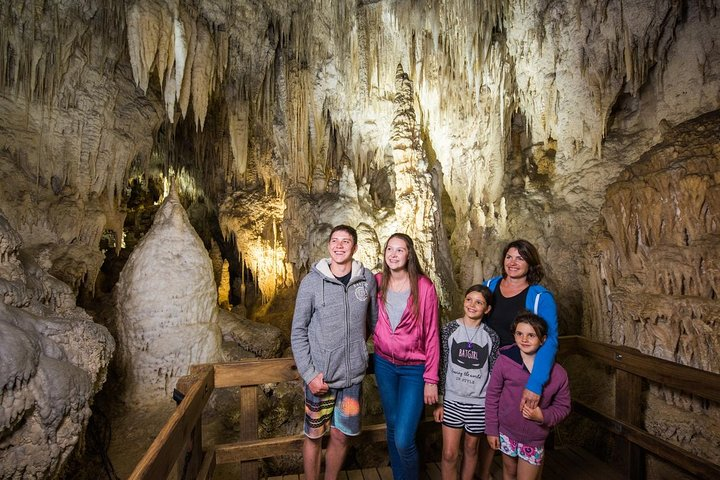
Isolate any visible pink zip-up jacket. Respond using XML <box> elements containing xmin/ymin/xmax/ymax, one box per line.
<box><xmin>373</xmin><ymin>273</ymin><xmax>440</xmax><ymax>384</ymax></box>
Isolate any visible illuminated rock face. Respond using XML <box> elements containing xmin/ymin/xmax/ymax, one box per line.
<box><xmin>585</xmin><ymin>110</ymin><xmax>720</xmax><ymax>466</ymax></box>
<box><xmin>219</xmin><ymin>188</ymin><xmax>292</xmax><ymax>304</ymax></box>
<box><xmin>115</xmin><ymin>188</ymin><xmax>222</xmax><ymax>405</ymax></box>
<box><xmin>0</xmin><ymin>212</ymin><xmax>114</xmax><ymax>479</ymax></box>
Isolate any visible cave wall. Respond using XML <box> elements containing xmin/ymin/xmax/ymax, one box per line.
<box><xmin>1</xmin><ymin>0</ymin><xmax>720</xmax><ymax>476</ymax></box>
<box><xmin>0</xmin><ymin>213</ymin><xmax>114</xmax><ymax>479</ymax></box>
<box><xmin>584</xmin><ymin>109</ymin><xmax>720</xmax><ymax>469</ymax></box>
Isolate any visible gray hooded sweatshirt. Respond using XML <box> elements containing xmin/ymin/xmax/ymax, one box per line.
<box><xmin>291</xmin><ymin>258</ymin><xmax>378</xmax><ymax>388</ymax></box>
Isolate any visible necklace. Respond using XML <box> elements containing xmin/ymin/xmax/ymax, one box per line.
<box><xmin>461</xmin><ymin>320</ymin><xmax>481</xmax><ymax>349</ymax></box>
<box><xmin>390</xmin><ymin>276</ymin><xmax>409</xmax><ymax>292</ymax></box>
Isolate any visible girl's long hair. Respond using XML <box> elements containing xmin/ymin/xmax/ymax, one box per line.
<box><xmin>380</xmin><ymin>233</ymin><xmax>425</xmax><ymax>318</ymax></box>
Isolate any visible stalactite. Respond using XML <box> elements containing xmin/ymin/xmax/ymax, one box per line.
<box><xmin>192</xmin><ymin>21</ymin><xmax>215</xmax><ymax>130</ymax></box>
<box><xmin>228</xmin><ymin>99</ymin><xmax>249</xmax><ymax>179</ymax></box>
<box><xmin>176</xmin><ymin>8</ymin><xmax>196</xmax><ymax>119</ymax></box>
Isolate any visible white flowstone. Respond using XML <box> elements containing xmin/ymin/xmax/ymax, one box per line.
<box><xmin>115</xmin><ymin>186</ymin><xmax>222</xmax><ymax>405</ymax></box>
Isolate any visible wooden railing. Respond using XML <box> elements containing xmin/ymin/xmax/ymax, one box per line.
<box><xmin>129</xmin><ymin>336</ymin><xmax>720</xmax><ymax>480</ymax></box>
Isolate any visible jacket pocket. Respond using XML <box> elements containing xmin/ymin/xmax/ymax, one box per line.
<box><xmin>322</xmin><ymin>345</ymin><xmax>346</xmax><ymax>384</ymax></box>
<box><xmin>321</xmin><ymin>341</ymin><xmax>368</xmax><ymax>385</ymax></box>
<box><xmin>349</xmin><ymin>340</ymin><xmax>369</xmax><ymax>379</ymax></box>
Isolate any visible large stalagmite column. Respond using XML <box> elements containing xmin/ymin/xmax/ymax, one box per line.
<box><xmin>115</xmin><ymin>186</ymin><xmax>222</xmax><ymax>405</ymax></box>
<box><xmin>390</xmin><ymin>64</ymin><xmax>454</xmax><ymax>306</ymax></box>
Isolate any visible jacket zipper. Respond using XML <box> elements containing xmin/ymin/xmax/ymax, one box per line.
<box><xmin>344</xmin><ymin>278</ymin><xmax>352</xmax><ymax>386</ymax></box>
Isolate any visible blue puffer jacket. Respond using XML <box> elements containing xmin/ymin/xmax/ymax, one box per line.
<box><xmin>484</xmin><ymin>276</ymin><xmax>558</xmax><ymax>395</ymax></box>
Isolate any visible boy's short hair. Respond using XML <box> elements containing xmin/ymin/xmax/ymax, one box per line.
<box><xmin>329</xmin><ymin>224</ymin><xmax>358</xmax><ymax>245</ymax></box>
<box><xmin>511</xmin><ymin>311</ymin><xmax>548</xmax><ymax>338</ymax></box>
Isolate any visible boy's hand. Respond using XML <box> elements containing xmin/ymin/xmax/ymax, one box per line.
<box><xmin>424</xmin><ymin>383</ymin><xmax>438</xmax><ymax>404</ymax></box>
<box><xmin>433</xmin><ymin>405</ymin><xmax>444</xmax><ymax>423</ymax></box>
<box><xmin>522</xmin><ymin>404</ymin><xmax>544</xmax><ymax>423</ymax></box>
<box><xmin>308</xmin><ymin>373</ymin><xmax>329</xmax><ymax>395</ymax></box>
<box><xmin>487</xmin><ymin>435</ymin><xmax>500</xmax><ymax>450</ymax></box>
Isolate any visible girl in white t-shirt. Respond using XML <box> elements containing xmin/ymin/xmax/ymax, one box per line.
<box><xmin>434</xmin><ymin>285</ymin><xmax>500</xmax><ymax>480</ymax></box>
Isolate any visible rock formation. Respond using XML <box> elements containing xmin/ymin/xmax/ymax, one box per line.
<box><xmin>114</xmin><ymin>187</ymin><xmax>222</xmax><ymax>405</ymax></box>
<box><xmin>585</xmin><ymin>110</ymin><xmax>720</xmax><ymax>469</ymax></box>
<box><xmin>0</xmin><ymin>212</ymin><xmax>114</xmax><ymax>479</ymax></box>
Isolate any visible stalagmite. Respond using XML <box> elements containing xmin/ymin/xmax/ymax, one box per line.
<box><xmin>390</xmin><ymin>64</ymin><xmax>455</xmax><ymax>306</ymax></box>
<box><xmin>115</xmin><ymin>185</ymin><xmax>222</xmax><ymax>405</ymax></box>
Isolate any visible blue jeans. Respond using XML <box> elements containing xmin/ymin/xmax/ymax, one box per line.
<box><xmin>374</xmin><ymin>354</ymin><xmax>426</xmax><ymax>480</ymax></box>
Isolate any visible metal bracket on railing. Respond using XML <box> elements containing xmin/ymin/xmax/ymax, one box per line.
<box><xmin>173</xmin><ymin>388</ymin><xmax>186</xmax><ymax>405</ymax></box>
<box><xmin>615</xmin><ymin>353</ymin><xmax>623</xmax><ymax>361</ymax></box>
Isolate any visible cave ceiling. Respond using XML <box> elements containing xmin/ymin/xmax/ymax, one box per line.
<box><xmin>1</xmin><ymin>0</ymin><xmax>719</xmax><ymax>315</ymax></box>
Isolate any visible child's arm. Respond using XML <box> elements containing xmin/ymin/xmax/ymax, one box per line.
<box><xmin>484</xmin><ymin>356</ymin><xmax>505</xmax><ymax>439</ymax></box>
<box><xmin>521</xmin><ymin>404</ymin><xmax>544</xmax><ymax>423</ymax></box>
<box><xmin>438</xmin><ymin>323</ymin><xmax>450</xmax><ymax>397</ymax></box>
<box><xmin>525</xmin><ymin>290</ymin><xmax>559</xmax><ymax>397</ymax></box>
<box><xmin>486</xmin><ymin>325</ymin><xmax>500</xmax><ymax>371</ymax></box>
<box><xmin>433</xmin><ymin>405</ymin><xmax>444</xmax><ymax>423</ymax></box>
<box><xmin>539</xmin><ymin>369</ymin><xmax>572</xmax><ymax>427</ymax></box>
<box><xmin>421</xmin><ymin>281</ymin><xmax>441</xmax><ymax>384</ymax></box>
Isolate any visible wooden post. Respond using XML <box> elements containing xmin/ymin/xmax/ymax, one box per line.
<box><xmin>240</xmin><ymin>385</ymin><xmax>259</xmax><ymax>479</ymax></box>
<box><xmin>181</xmin><ymin>419</ymin><xmax>203</xmax><ymax>479</ymax></box>
<box><xmin>615</xmin><ymin>369</ymin><xmax>645</xmax><ymax>479</ymax></box>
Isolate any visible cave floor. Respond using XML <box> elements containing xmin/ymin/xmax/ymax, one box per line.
<box><xmin>107</xmin><ymin>402</ymin><xmax>176</xmax><ymax>479</ymax></box>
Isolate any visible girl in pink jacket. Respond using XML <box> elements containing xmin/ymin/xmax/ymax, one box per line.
<box><xmin>373</xmin><ymin>233</ymin><xmax>440</xmax><ymax>480</ymax></box>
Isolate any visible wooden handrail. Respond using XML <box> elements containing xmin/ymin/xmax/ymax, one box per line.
<box><xmin>212</xmin><ymin>417</ymin><xmax>439</xmax><ymax>464</ymax></box>
<box><xmin>560</xmin><ymin>335</ymin><xmax>720</xmax><ymax>479</ymax></box>
<box><xmin>566</xmin><ymin>335</ymin><xmax>720</xmax><ymax>403</ymax></box>
<box><xmin>190</xmin><ymin>357</ymin><xmax>300</xmax><ymax>388</ymax></box>
<box><xmin>129</xmin><ymin>336</ymin><xmax>720</xmax><ymax>480</ymax></box>
<box><xmin>573</xmin><ymin>400</ymin><xmax>720</xmax><ymax>478</ymax></box>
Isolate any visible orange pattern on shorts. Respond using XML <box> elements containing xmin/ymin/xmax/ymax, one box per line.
<box><xmin>341</xmin><ymin>397</ymin><xmax>361</xmax><ymax>415</ymax></box>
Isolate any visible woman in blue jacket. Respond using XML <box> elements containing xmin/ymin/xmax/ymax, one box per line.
<box><xmin>483</xmin><ymin>239</ymin><xmax>558</xmax><ymax>406</ymax></box>
<box><xmin>477</xmin><ymin>239</ymin><xmax>558</xmax><ymax>480</ymax></box>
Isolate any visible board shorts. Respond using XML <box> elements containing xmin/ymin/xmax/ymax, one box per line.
<box><xmin>304</xmin><ymin>382</ymin><xmax>362</xmax><ymax>439</ymax></box>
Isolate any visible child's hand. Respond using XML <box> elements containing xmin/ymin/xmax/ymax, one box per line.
<box><xmin>487</xmin><ymin>435</ymin><xmax>500</xmax><ymax>450</ymax></box>
<box><xmin>433</xmin><ymin>405</ymin><xmax>443</xmax><ymax>423</ymax></box>
<box><xmin>424</xmin><ymin>383</ymin><xmax>438</xmax><ymax>404</ymax></box>
<box><xmin>522</xmin><ymin>404</ymin><xmax>544</xmax><ymax>423</ymax></box>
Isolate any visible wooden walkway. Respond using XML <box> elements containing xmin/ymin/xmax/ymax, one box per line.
<box><xmin>267</xmin><ymin>446</ymin><xmax>624</xmax><ymax>480</ymax></box>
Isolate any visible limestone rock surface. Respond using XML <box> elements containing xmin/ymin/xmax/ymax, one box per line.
<box><xmin>585</xmin><ymin>109</ymin><xmax>720</xmax><ymax>464</ymax></box>
<box><xmin>115</xmin><ymin>188</ymin><xmax>222</xmax><ymax>405</ymax></box>
<box><xmin>0</xmin><ymin>212</ymin><xmax>114</xmax><ymax>479</ymax></box>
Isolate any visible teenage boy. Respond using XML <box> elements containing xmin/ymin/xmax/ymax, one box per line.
<box><xmin>291</xmin><ymin>224</ymin><xmax>378</xmax><ymax>480</ymax></box>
